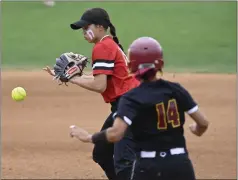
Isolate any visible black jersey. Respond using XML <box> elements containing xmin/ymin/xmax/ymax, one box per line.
<box><xmin>115</xmin><ymin>79</ymin><xmax>198</xmax><ymax>152</ymax></box>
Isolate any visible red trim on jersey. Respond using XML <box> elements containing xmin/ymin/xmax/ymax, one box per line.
<box><xmin>93</xmin><ymin>69</ymin><xmax>113</xmax><ymax>75</ymax></box>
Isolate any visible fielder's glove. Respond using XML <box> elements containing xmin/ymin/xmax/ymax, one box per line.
<box><xmin>53</xmin><ymin>52</ymin><xmax>88</xmax><ymax>85</ymax></box>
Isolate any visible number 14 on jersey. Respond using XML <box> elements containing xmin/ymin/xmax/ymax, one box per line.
<box><xmin>156</xmin><ymin>99</ymin><xmax>181</xmax><ymax>130</ymax></box>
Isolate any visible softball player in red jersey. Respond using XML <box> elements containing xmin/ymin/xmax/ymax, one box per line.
<box><xmin>44</xmin><ymin>8</ymin><xmax>139</xmax><ymax>180</ymax></box>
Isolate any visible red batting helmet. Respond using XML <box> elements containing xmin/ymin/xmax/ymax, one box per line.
<box><xmin>128</xmin><ymin>37</ymin><xmax>164</xmax><ymax>79</ymax></box>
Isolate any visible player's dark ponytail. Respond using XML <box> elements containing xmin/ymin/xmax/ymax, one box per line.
<box><xmin>109</xmin><ymin>23</ymin><xmax>124</xmax><ymax>52</ymax></box>
<box><xmin>92</xmin><ymin>8</ymin><xmax>124</xmax><ymax>51</ymax></box>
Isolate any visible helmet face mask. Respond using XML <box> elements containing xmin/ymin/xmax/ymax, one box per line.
<box><xmin>128</xmin><ymin>37</ymin><xmax>164</xmax><ymax>78</ymax></box>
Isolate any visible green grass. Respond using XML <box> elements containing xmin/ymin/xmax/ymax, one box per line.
<box><xmin>1</xmin><ymin>1</ymin><xmax>237</xmax><ymax>73</ymax></box>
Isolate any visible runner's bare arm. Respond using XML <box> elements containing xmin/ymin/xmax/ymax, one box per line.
<box><xmin>69</xmin><ymin>117</ymin><xmax>128</xmax><ymax>143</ymax></box>
<box><xmin>104</xmin><ymin>117</ymin><xmax>128</xmax><ymax>142</ymax></box>
<box><xmin>189</xmin><ymin>109</ymin><xmax>209</xmax><ymax>136</ymax></box>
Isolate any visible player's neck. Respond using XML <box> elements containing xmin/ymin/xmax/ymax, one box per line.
<box><xmin>94</xmin><ymin>33</ymin><xmax>109</xmax><ymax>43</ymax></box>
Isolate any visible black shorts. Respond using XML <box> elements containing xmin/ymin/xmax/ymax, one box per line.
<box><xmin>131</xmin><ymin>149</ymin><xmax>195</xmax><ymax>180</ymax></box>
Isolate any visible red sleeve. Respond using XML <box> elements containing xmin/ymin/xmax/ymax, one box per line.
<box><xmin>92</xmin><ymin>43</ymin><xmax>115</xmax><ymax>75</ymax></box>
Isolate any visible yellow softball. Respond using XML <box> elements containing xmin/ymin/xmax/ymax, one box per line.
<box><xmin>11</xmin><ymin>87</ymin><xmax>27</xmax><ymax>102</ymax></box>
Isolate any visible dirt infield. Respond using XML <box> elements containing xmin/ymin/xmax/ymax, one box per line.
<box><xmin>2</xmin><ymin>71</ymin><xmax>236</xmax><ymax>179</ymax></box>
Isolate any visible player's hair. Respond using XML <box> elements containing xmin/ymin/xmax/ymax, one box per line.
<box><xmin>139</xmin><ymin>69</ymin><xmax>157</xmax><ymax>81</ymax></box>
<box><xmin>108</xmin><ymin>23</ymin><xmax>124</xmax><ymax>52</ymax></box>
<box><xmin>92</xmin><ymin>8</ymin><xmax>124</xmax><ymax>52</ymax></box>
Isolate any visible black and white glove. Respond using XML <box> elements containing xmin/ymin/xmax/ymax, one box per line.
<box><xmin>53</xmin><ymin>52</ymin><xmax>88</xmax><ymax>84</ymax></box>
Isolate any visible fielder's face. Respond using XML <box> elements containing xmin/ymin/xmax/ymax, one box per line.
<box><xmin>82</xmin><ymin>24</ymin><xmax>105</xmax><ymax>43</ymax></box>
